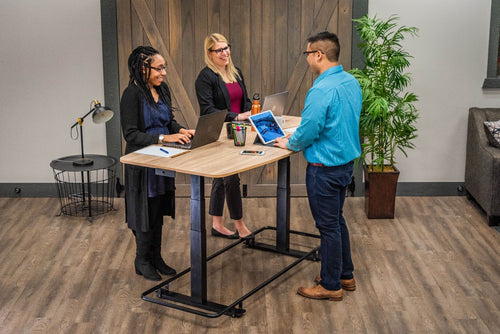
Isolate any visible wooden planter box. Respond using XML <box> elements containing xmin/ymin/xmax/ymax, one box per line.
<box><xmin>364</xmin><ymin>165</ymin><xmax>400</xmax><ymax>219</ymax></box>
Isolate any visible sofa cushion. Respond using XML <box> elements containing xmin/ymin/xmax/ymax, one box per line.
<box><xmin>484</xmin><ymin>119</ymin><xmax>500</xmax><ymax>148</ymax></box>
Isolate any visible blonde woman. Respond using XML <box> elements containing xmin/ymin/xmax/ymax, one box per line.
<box><xmin>195</xmin><ymin>33</ymin><xmax>253</xmax><ymax>240</ymax></box>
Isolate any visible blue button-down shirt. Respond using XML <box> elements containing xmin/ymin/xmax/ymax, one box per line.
<box><xmin>286</xmin><ymin>65</ymin><xmax>362</xmax><ymax>166</ymax></box>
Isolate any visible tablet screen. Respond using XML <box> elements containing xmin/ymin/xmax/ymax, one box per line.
<box><xmin>248</xmin><ymin>110</ymin><xmax>286</xmax><ymax>144</ymax></box>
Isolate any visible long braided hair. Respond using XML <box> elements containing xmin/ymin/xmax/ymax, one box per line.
<box><xmin>127</xmin><ymin>46</ymin><xmax>170</xmax><ymax>106</ymax></box>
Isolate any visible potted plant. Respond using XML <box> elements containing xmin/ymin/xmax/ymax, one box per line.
<box><xmin>349</xmin><ymin>15</ymin><xmax>419</xmax><ymax>218</ymax></box>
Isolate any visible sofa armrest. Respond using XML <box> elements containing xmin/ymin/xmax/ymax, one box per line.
<box><xmin>465</xmin><ymin>108</ymin><xmax>500</xmax><ymax>218</ymax></box>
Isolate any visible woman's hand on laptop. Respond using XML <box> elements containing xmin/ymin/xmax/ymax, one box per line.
<box><xmin>235</xmin><ymin>111</ymin><xmax>251</xmax><ymax>121</ymax></box>
<box><xmin>179</xmin><ymin>128</ymin><xmax>195</xmax><ymax>138</ymax></box>
<box><xmin>164</xmin><ymin>131</ymin><xmax>193</xmax><ymax>144</ymax></box>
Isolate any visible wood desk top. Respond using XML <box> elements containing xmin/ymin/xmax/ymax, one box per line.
<box><xmin>120</xmin><ymin>115</ymin><xmax>301</xmax><ymax>178</ymax></box>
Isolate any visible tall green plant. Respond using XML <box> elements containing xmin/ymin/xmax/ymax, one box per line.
<box><xmin>350</xmin><ymin>15</ymin><xmax>419</xmax><ymax>171</ymax></box>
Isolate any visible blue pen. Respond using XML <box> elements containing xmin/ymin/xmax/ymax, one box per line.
<box><xmin>160</xmin><ymin>148</ymin><xmax>170</xmax><ymax>155</ymax></box>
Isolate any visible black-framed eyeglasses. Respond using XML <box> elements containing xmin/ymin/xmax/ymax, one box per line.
<box><xmin>303</xmin><ymin>50</ymin><xmax>324</xmax><ymax>59</ymax></box>
<box><xmin>149</xmin><ymin>65</ymin><xmax>167</xmax><ymax>72</ymax></box>
<box><xmin>209</xmin><ymin>45</ymin><xmax>231</xmax><ymax>55</ymax></box>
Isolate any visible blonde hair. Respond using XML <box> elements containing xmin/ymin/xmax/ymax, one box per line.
<box><xmin>204</xmin><ymin>33</ymin><xmax>241</xmax><ymax>83</ymax></box>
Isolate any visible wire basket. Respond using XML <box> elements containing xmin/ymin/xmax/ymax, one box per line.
<box><xmin>51</xmin><ymin>155</ymin><xmax>117</xmax><ymax>222</ymax></box>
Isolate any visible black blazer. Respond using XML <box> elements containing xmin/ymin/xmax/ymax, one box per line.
<box><xmin>195</xmin><ymin>66</ymin><xmax>252</xmax><ymax>122</ymax></box>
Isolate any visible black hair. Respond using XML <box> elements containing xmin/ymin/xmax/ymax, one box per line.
<box><xmin>127</xmin><ymin>45</ymin><xmax>166</xmax><ymax>106</ymax></box>
<box><xmin>306</xmin><ymin>31</ymin><xmax>340</xmax><ymax>62</ymax></box>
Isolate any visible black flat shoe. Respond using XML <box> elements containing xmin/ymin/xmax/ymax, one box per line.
<box><xmin>211</xmin><ymin>227</ymin><xmax>239</xmax><ymax>239</ymax></box>
<box><xmin>240</xmin><ymin>232</ymin><xmax>255</xmax><ymax>240</ymax></box>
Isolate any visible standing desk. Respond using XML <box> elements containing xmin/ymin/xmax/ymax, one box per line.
<box><xmin>120</xmin><ymin>116</ymin><xmax>320</xmax><ymax>317</ymax></box>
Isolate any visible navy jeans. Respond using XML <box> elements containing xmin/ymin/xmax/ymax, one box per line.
<box><xmin>306</xmin><ymin>161</ymin><xmax>354</xmax><ymax>291</ymax></box>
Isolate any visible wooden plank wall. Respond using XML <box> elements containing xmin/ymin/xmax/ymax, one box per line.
<box><xmin>116</xmin><ymin>0</ymin><xmax>353</xmax><ymax>195</ymax></box>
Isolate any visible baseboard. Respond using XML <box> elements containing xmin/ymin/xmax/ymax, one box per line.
<box><xmin>395</xmin><ymin>182</ymin><xmax>466</xmax><ymax>196</ymax></box>
<box><xmin>0</xmin><ymin>183</ymin><xmax>59</xmax><ymax>197</ymax></box>
<box><xmin>0</xmin><ymin>182</ymin><xmax>467</xmax><ymax>198</ymax></box>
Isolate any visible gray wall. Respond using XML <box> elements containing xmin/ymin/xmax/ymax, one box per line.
<box><xmin>1</xmin><ymin>0</ymin><xmax>499</xmax><ymax>197</ymax></box>
<box><xmin>0</xmin><ymin>0</ymin><xmax>109</xmax><ymax>196</ymax></box>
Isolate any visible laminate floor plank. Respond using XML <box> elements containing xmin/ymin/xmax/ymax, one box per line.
<box><xmin>0</xmin><ymin>196</ymin><xmax>499</xmax><ymax>333</ymax></box>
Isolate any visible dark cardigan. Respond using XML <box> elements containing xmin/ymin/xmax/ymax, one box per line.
<box><xmin>121</xmin><ymin>82</ymin><xmax>183</xmax><ymax>154</ymax></box>
<box><xmin>120</xmin><ymin>82</ymin><xmax>183</xmax><ymax>231</ymax></box>
<box><xmin>195</xmin><ymin>66</ymin><xmax>252</xmax><ymax>122</ymax></box>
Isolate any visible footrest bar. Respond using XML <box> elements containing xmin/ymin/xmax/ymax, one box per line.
<box><xmin>141</xmin><ymin>245</ymin><xmax>320</xmax><ymax>318</ymax></box>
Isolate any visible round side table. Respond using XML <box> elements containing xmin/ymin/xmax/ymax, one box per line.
<box><xmin>50</xmin><ymin>154</ymin><xmax>117</xmax><ymax>222</ymax></box>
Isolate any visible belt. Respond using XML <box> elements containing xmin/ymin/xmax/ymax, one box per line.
<box><xmin>308</xmin><ymin>162</ymin><xmax>326</xmax><ymax>167</ymax></box>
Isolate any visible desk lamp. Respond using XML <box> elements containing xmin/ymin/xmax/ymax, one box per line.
<box><xmin>71</xmin><ymin>100</ymin><xmax>113</xmax><ymax>166</ymax></box>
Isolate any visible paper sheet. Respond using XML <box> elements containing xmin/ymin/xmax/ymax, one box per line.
<box><xmin>134</xmin><ymin>145</ymin><xmax>188</xmax><ymax>158</ymax></box>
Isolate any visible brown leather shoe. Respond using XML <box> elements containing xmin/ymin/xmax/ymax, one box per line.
<box><xmin>297</xmin><ymin>284</ymin><xmax>343</xmax><ymax>301</ymax></box>
<box><xmin>341</xmin><ymin>278</ymin><xmax>356</xmax><ymax>291</ymax></box>
<box><xmin>314</xmin><ymin>275</ymin><xmax>356</xmax><ymax>291</ymax></box>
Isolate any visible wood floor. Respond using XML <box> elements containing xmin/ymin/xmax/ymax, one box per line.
<box><xmin>0</xmin><ymin>196</ymin><xmax>499</xmax><ymax>333</ymax></box>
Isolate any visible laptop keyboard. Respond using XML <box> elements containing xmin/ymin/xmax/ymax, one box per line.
<box><xmin>164</xmin><ymin>142</ymin><xmax>192</xmax><ymax>149</ymax></box>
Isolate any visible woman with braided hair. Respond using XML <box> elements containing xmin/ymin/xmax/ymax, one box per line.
<box><xmin>120</xmin><ymin>46</ymin><xmax>195</xmax><ymax>281</ymax></box>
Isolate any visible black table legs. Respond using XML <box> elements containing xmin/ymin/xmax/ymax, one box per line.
<box><xmin>247</xmin><ymin>158</ymin><xmax>319</xmax><ymax>260</ymax></box>
<box><xmin>276</xmin><ymin>157</ymin><xmax>291</xmax><ymax>252</ymax></box>
<box><xmin>141</xmin><ymin>157</ymin><xmax>319</xmax><ymax>317</ymax></box>
<box><xmin>189</xmin><ymin>175</ymin><xmax>207</xmax><ymax>304</ymax></box>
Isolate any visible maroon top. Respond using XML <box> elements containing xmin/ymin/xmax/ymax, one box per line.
<box><xmin>225</xmin><ymin>82</ymin><xmax>243</xmax><ymax>114</ymax></box>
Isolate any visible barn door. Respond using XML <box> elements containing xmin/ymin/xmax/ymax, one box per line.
<box><xmin>117</xmin><ymin>0</ymin><xmax>353</xmax><ymax>196</ymax></box>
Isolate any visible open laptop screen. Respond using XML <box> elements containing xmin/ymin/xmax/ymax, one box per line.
<box><xmin>261</xmin><ymin>91</ymin><xmax>288</xmax><ymax>116</ymax></box>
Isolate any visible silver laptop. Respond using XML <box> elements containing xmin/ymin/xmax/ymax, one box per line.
<box><xmin>236</xmin><ymin>91</ymin><xmax>289</xmax><ymax>126</ymax></box>
<box><xmin>261</xmin><ymin>91</ymin><xmax>288</xmax><ymax>116</ymax></box>
<box><xmin>163</xmin><ymin>109</ymin><xmax>227</xmax><ymax>149</ymax></box>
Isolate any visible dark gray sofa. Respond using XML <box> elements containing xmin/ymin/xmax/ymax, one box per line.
<box><xmin>465</xmin><ymin>107</ymin><xmax>500</xmax><ymax>226</ymax></box>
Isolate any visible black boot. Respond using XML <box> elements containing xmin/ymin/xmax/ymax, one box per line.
<box><xmin>134</xmin><ymin>230</ymin><xmax>161</xmax><ymax>281</ymax></box>
<box><xmin>150</xmin><ymin>223</ymin><xmax>177</xmax><ymax>276</ymax></box>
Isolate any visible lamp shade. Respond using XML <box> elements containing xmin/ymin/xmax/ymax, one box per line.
<box><xmin>92</xmin><ymin>102</ymin><xmax>113</xmax><ymax>124</ymax></box>
<box><xmin>71</xmin><ymin>100</ymin><xmax>114</xmax><ymax>167</ymax></box>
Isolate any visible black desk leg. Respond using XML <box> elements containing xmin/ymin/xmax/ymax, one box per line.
<box><xmin>248</xmin><ymin>156</ymin><xmax>319</xmax><ymax>260</ymax></box>
<box><xmin>276</xmin><ymin>157</ymin><xmax>290</xmax><ymax>252</ymax></box>
<box><xmin>190</xmin><ymin>175</ymin><xmax>207</xmax><ymax>304</ymax></box>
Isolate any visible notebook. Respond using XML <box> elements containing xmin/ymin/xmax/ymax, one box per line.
<box><xmin>261</xmin><ymin>91</ymin><xmax>288</xmax><ymax>116</ymax></box>
<box><xmin>135</xmin><ymin>145</ymin><xmax>188</xmax><ymax>158</ymax></box>
<box><xmin>248</xmin><ymin>110</ymin><xmax>286</xmax><ymax>146</ymax></box>
<box><xmin>163</xmin><ymin>109</ymin><xmax>227</xmax><ymax>149</ymax></box>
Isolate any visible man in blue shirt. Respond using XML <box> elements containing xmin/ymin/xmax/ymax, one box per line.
<box><xmin>274</xmin><ymin>31</ymin><xmax>361</xmax><ymax>301</ymax></box>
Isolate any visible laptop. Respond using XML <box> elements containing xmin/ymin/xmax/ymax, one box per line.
<box><xmin>163</xmin><ymin>109</ymin><xmax>227</xmax><ymax>149</ymax></box>
<box><xmin>248</xmin><ymin>110</ymin><xmax>286</xmax><ymax>146</ymax></box>
<box><xmin>261</xmin><ymin>91</ymin><xmax>288</xmax><ymax>116</ymax></box>
<box><xmin>235</xmin><ymin>91</ymin><xmax>289</xmax><ymax>126</ymax></box>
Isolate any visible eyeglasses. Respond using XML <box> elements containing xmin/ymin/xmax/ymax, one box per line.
<box><xmin>209</xmin><ymin>45</ymin><xmax>231</xmax><ymax>55</ymax></box>
<box><xmin>149</xmin><ymin>65</ymin><xmax>167</xmax><ymax>72</ymax></box>
<box><xmin>303</xmin><ymin>50</ymin><xmax>324</xmax><ymax>59</ymax></box>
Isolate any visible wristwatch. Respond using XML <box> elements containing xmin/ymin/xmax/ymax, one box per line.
<box><xmin>158</xmin><ymin>134</ymin><xmax>164</xmax><ymax>143</ymax></box>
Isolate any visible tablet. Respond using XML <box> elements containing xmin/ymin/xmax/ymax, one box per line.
<box><xmin>248</xmin><ymin>110</ymin><xmax>286</xmax><ymax>145</ymax></box>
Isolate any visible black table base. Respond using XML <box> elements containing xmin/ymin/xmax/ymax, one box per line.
<box><xmin>141</xmin><ymin>157</ymin><xmax>320</xmax><ymax>318</ymax></box>
<box><xmin>142</xmin><ymin>228</ymin><xmax>320</xmax><ymax>318</ymax></box>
